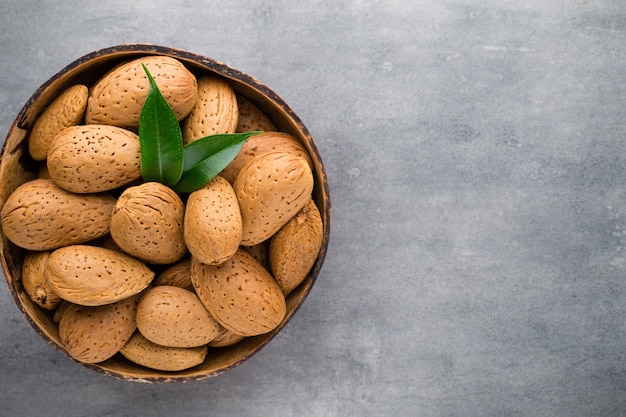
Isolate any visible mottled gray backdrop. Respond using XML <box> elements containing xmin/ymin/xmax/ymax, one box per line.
<box><xmin>0</xmin><ymin>1</ymin><xmax>625</xmax><ymax>416</ymax></box>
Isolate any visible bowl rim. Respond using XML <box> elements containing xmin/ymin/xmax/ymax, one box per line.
<box><xmin>0</xmin><ymin>43</ymin><xmax>331</xmax><ymax>382</ymax></box>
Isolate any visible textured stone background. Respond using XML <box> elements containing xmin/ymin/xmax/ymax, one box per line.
<box><xmin>1</xmin><ymin>1</ymin><xmax>625</xmax><ymax>416</ymax></box>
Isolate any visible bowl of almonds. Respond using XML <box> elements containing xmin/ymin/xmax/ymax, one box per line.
<box><xmin>0</xmin><ymin>44</ymin><xmax>330</xmax><ymax>382</ymax></box>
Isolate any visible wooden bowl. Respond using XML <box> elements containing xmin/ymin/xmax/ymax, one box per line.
<box><xmin>0</xmin><ymin>44</ymin><xmax>331</xmax><ymax>382</ymax></box>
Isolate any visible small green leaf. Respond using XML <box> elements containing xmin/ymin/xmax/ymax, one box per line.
<box><xmin>173</xmin><ymin>132</ymin><xmax>261</xmax><ymax>193</ymax></box>
<box><xmin>139</xmin><ymin>64</ymin><xmax>184</xmax><ymax>186</ymax></box>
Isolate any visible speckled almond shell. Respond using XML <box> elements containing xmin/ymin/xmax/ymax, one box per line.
<box><xmin>184</xmin><ymin>176</ymin><xmax>242</xmax><ymax>265</ymax></box>
<box><xmin>47</xmin><ymin>124</ymin><xmax>141</xmax><ymax>193</ymax></box>
<box><xmin>0</xmin><ymin>179</ymin><xmax>116</xmax><ymax>251</ymax></box>
<box><xmin>53</xmin><ymin>301</ymin><xmax>70</xmax><ymax>323</ymax></box>
<box><xmin>191</xmin><ymin>249</ymin><xmax>286</xmax><ymax>337</ymax></box>
<box><xmin>46</xmin><ymin>245</ymin><xmax>154</xmax><ymax>306</ymax></box>
<box><xmin>120</xmin><ymin>332</ymin><xmax>208</xmax><ymax>372</ymax></box>
<box><xmin>29</xmin><ymin>84</ymin><xmax>88</xmax><ymax>161</ymax></box>
<box><xmin>220</xmin><ymin>132</ymin><xmax>313</xmax><ymax>184</ymax></box>
<box><xmin>59</xmin><ymin>295</ymin><xmax>139</xmax><ymax>364</ymax></box>
<box><xmin>242</xmin><ymin>241</ymin><xmax>270</xmax><ymax>270</ymax></box>
<box><xmin>269</xmin><ymin>199</ymin><xmax>324</xmax><ymax>295</ymax></box>
<box><xmin>136</xmin><ymin>286</ymin><xmax>222</xmax><ymax>348</ymax></box>
<box><xmin>207</xmin><ymin>327</ymin><xmax>246</xmax><ymax>348</ymax></box>
<box><xmin>235</xmin><ymin>94</ymin><xmax>276</xmax><ymax>133</ymax></box>
<box><xmin>110</xmin><ymin>182</ymin><xmax>187</xmax><ymax>265</ymax></box>
<box><xmin>153</xmin><ymin>259</ymin><xmax>194</xmax><ymax>291</ymax></box>
<box><xmin>85</xmin><ymin>56</ymin><xmax>198</xmax><ymax>129</ymax></box>
<box><xmin>234</xmin><ymin>152</ymin><xmax>314</xmax><ymax>246</ymax></box>
<box><xmin>21</xmin><ymin>250</ymin><xmax>61</xmax><ymax>310</ymax></box>
<box><xmin>182</xmin><ymin>75</ymin><xmax>238</xmax><ymax>144</ymax></box>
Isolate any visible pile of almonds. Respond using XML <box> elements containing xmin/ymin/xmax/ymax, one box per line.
<box><xmin>0</xmin><ymin>56</ymin><xmax>324</xmax><ymax>372</ymax></box>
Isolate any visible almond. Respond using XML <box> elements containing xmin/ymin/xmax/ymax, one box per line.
<box><xmin>191</xmin><ymin>249</ymin><xmax>286</xmax><ymax>337</ymax></box>
<box><xmin>29</xmin><ymin>84</ymin><xmax>88</xmax><ymax>161</ymax></box>
<box><xmin>21</xmin><ymin>250</ymin><xmax>61</xmax><ymax>310</ymax></box>
<box><xmin>0</xmin><ymin>179</ymin><xmax>115</xmax><ymax>251</ymax></box>
<box><xmin>242</xmin><ymin>242</ymin><xmax>270</xmax><ymax>270</ymax></box>
<box><xmin>235</xmin><ymin>94</ymin><xmax>276</xmax><ymax>133</ymax></box>
<box><xmin>182</xmin><ymin>75</ymin><xmax>238</xmax><ymax>144</ymax></box>
<box><xmin>46</xmin><ymin>245</ymin><xmax>154</xmax><ymax>306</ymax></box>
<box><xmin>85</xmin><ymin>56</ymin><xmax>198</xmax><ymax>129</ymax></box>
<box><xmin>184</xmin><ymin>175</ymin><xmax>241</xmax><ymax>265</ymax></box>
<box><xmin>110</xmin><ymin>182</ymin><xmax>187</xmax><ymax>265</ymax></box>
<box><xmin>59</xmin><ymin>295</ymin><xmax>139</xmax><ymax>364</ymax></box>
<box><xmin>234</xmin><ymin>152</ymin><xmax>314</xmax><ymax>246</ymax></box>
<box><xmin>269</xmin><ymin>199</ymin><xmax>323</xmax><ymax>295</ymax></box>
<box><xmin>120</xmin><ymin>332</ymin><xmax>208</xmax><ymax>371</ymax></box>
<box><xmin>136</xmin><ymin>286</ymin><xmax>222</xmax><ymax>348</ymax></box>
<box><xmin>220</xmin><ymin>132</ymin><xmax>313</xmax><ymax>184</ymax></box>
<box><xmin>47</xmin><ymin>124</ymin><xmax>141</xmax><ymax>193</ymax></box>
<box><xmin>153</xmin><ymin>259</ymin><xmax>194</xmax><ymax>291</ymax></box>
<box><xmin>52</xmin><ymin>301</ymin><xmax>70</xmax><ymax>323</ymax></box>
<box><xmin>208</xmin><ymin>327</ymin><xmax>246</xmax><ymax>348</ymax></box>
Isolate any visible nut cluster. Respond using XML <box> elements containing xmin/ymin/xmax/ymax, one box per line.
<box><xmin>0</xmin><ymin>56</ymin><xmax>324</xmax><ymax>372</ymax></box>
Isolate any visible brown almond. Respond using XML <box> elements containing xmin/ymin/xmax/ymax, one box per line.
<box><xmin>110</xmin><ymin>182</ymin><xmax>187</xmax><ymax>264</ymax></box>
<box><xmin>29</xmin><ymin>84</ymin><xmax>88</xmax><ymax>161</ymax></box>
<box><xmin>136</xmin><ymin>286</ymin><xmax>221</xmax><ymax>348</ymax></box>
<box><xmin>21</xmin><ymin>250</ymin><xmax>61</xmax><ymax>310</ymax></box>
<box><xmin>191</xmin><ymin>249</ymin><xmax>286</xmax><ymax>337</ymax></box>
<box><xmin>242</xmin><ymin>242</ymin><xmax>270</xmax><ymax>270</ymax></box>
<box><xmin>234</xmin><ymin>152</ymin><xmax>314</xmax><ymax>246</ymax></box>
<box><xmin>220</xmin><ymin>132</ymin><xmax>313</xmax><ymax>184</ymax></box>
<box><xmin>184</xmin><ymin>176</ymin><xmax>242</xmax><ymax>265</ymax></box>
<box><xmin>208</xmin><ymin>327</ymin><xmax>246</xmax><ymax>348</ymax></box>
<box><xmin>85</xmin><ymin>56</ymin><xmax>198</xmax><ymax>129</ymax></box>
<box><xmin>182</xmin><ymin>75</ymin><xmax>238</xmax><ymax>144</ymax></box>
<box><xmin>0</xmin><ymin>179</ymin><xmax>116</xmax><ymax>251</ymax></box>
<box><xmin>47</xmin><ymin>245</ymin><xmax>154</xmax><ymax>306</ymax></box>
<box><xmin>47</xmin><ymin>125</ymin><xmax>141</xmax><ymax>193</ymax></box>
<box><xmin>120</xmin><ymin>332</ymin><xmax>208</xmax><ymax>371</ymax></box>
<box><xmin>53</xmin><ymin>301</ymin><xmax>70</xmax><ymax>323</ymax></box>
<box><xmin>269</xmin><ymin>199</ymin><xmax>324</xmax><ymax>295</ymax></box>
<box><xmin>59</xmin><ymin>295</ymin><xmax>139</xmax><ymax>364</ymax></box>
<box><xmin>153</xmin><ymin>259</ymin><xmax>194</xmax><ymax>291</ymax></box>
<box><xmin>235</xmin><ymin>94</ymin><xmax>276</xmax><ymax>133</ymax></box>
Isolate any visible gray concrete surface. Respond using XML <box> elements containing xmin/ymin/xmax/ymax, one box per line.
<box><xmin>1</xmin><ymin>0</ymin><xmax>625</xmax><ymax>416</ymax></box>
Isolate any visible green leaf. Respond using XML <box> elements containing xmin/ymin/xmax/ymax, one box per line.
<box><xmin>139</xmin><ymin>64</ymin><xmax>184</xmax><ymax>187</ymax></box>
<box><xmin>173</xmin><ymin>132</ymin><xmax>261</xmax><ymax>193</ymax></box>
